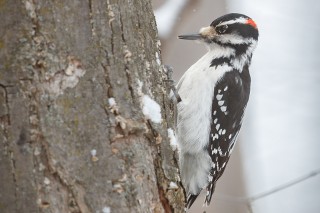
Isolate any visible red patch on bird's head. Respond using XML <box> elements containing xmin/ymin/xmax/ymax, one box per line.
<box><xmin>246</xmin><ymin>19</ymin><xmax>257</xmax><ymax>29</ymax></box>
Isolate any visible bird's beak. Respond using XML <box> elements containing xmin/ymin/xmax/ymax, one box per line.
<box><xmin>178</xmin><ymin>26</ymin><xmax>216</xmax><ymax>41</ymax></box>
<box><xmin>178</xmin><ymin>34</ymin><xmax>202</xmax><ymax>40</ymax></box>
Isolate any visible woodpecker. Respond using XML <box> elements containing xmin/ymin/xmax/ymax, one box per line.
<box><xmin>176</xmin><ymin>13</ymin><xmax>259</xmax><ymax>208</ymax></box>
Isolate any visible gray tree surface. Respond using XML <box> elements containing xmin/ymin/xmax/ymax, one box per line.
<box><xmin>0</xmin><ymin>0</ymin><xmax>184</xmax><ymax>212</ymax></box>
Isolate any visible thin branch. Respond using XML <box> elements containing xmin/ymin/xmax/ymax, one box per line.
<box><xmin>249</xmin><ymin>168</ymin><xmax>320</xmax><ymax>202</ymax></box>
<box><xmin>213</xmin><ymin>168</ymin><xmax>320</xmax><ymax>213</ymax></box>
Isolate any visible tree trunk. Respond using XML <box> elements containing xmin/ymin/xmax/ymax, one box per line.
<box><xmin>0</xmin><ymin>0</ymin><xmax>184</xmax><ymax>212</ymax></box>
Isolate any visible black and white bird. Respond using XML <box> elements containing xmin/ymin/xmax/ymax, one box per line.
<box><xmin>175</xmin><ymin>13</ymin><xmax>259</xmax><ymax>208</ymax></box>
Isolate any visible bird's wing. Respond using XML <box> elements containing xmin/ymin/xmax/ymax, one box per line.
<box><xmin>205</xmin><ymin>67</ymin><xmax>251</xmax><ymax>205</ymax></box>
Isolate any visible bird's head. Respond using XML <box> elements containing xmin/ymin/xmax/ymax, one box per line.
<box><xmin>179</xmin><ymin>13</ymin><xmax>259</xmax><ymax>53</ymax></box>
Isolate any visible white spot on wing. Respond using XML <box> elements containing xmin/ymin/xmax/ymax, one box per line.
<box><xmin>213</xmin><ymin>110</ymin><xmax>217</xmax><ymax>115</ymax></box>
<box><xmin>212</xmin><ymin>134</ymin><xmax>219</xmax><ymax>141</ymax></box>
<box><xmin>218</xmin><ymin>101</ymin><xmax>224</xmax><ymax>106</ymax></box>
<box><xmin>216</xmin><ymin>94</ymin><xmax>223</xmax><ymax>100</ymax></box>
<box><xmin>214</xmin><ymin>118</ymin><xmax>218</xmax><ymax>124</ymax></box>
<box><xmin>224</xmin><ymin>86</ymin><xmax>228</xmax><ymax>91</ymax></box>
<box><xmin>218</xmin><ymin>147</ymin><xmax>223</xmax><ymax>156</ymax></box>
<box><xmin>222</xmin><ymin>129</ymin><xmax>226</xmax><ymax>135</ymax></box>
<box><xmin>216</xmin><ymin>124</ymin><xmax>220</xmax><ymax>130</ymax></box>
<box><xmin>221</xmin><ymin>106</ymin><xmax>227</xmax><ymax>112</ymax></box>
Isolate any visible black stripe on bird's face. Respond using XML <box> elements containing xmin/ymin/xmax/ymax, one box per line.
<box><xmin>226</xmin><ymin>23</ymin><xmax>259</xmax><ymax>40</ymax></box>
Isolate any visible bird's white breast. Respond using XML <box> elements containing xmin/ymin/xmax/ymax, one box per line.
<box><xmin>177</xmin><ymin>50</ymin><xmax>233</xmax><ymax>154</ymax></box>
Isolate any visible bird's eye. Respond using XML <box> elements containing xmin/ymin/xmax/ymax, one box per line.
<box><xmin>216</xmin><ymin>25</ymin><xmax>228</xmax><ymax>34</ymax></box>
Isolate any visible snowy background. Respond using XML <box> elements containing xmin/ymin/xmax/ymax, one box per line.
<box><xmin>153</xmin><ymin>0</ymin><xmax>320</xmax><ymax>212</ymax></box>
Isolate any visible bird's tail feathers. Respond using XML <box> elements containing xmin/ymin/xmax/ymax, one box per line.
<box><xmin>204</xmin><ymin>182</ymin><xmax>216</xmax><ymax>206</ymax></box>
<box><xmin>186</xmin><ymin>193</ymin><xmax>199</xmax><ymax>209</ymax></box>
<box><xmin>185</xmin><ymin>182</ymin><xmax>216</xmax><ymax>209</ymax></box>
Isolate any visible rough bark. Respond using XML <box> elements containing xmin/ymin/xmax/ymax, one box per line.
<box><xmin>0</xmin><ymin>0</ymin><xmax>184</xmax><ymax>212</ymax></box>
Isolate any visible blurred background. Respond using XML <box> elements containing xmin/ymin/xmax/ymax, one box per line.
<box><xmin>152</xmin><ymin>0</ymin><xmax>320</xmax><ymax>212</ymax></box>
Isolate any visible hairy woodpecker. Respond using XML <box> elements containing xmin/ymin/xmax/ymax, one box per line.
<box><xmin>176</xmin><ymin>13</ymin><xmax>259</xmax><ymax>208</ymax></box>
